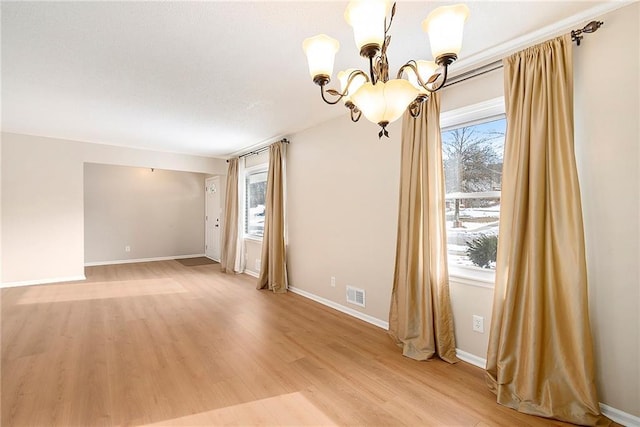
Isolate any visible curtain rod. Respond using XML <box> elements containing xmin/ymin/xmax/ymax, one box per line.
<box><xmin>226</xmin><ymin>138</ymin><xmax>289</xmax><ymax>163</ymax></box>
<box><xmin>444</xmin><ymin>20</ymin><xmax>603</xmax><ymax>89</ymax></box>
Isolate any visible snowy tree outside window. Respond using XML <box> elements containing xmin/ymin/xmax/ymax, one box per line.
<box><xmin>442</xmin><ymin>117</ymin><xmax>506</xmax><ymax>271</ymax></box>
<box><xmin>245</xmin><ymin>168</ymin><xmax>267</xmax><ymax>238</ymax></box>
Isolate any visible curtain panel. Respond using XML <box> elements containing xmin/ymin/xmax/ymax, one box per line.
<box><xmin>220</xmin><ymin>158</ymin><xmax>239</xmax><ymax>273</ymax></box>
<box><xmin>485</xmin><ymin>34</ymin><xmax>604</xmax><ymax>425</ymax></box>
<box><xmin>389</xmin><ymin>93</ymin><xmax>457</xmax><ymax>363</ymax></box>
<box><xmin>257</xmin><ymin>141</ymin><xmax>288</xmax><ymax>293</ymax></box>
<box><xmin>234</xmin><ymin>158</ymin><xmax>246</xmax><ymax>273</ymax></box>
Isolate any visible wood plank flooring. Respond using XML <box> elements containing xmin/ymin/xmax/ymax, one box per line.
<box><xmin>2</xmin><ymin>261</ymin><xmax>577</xmax><ymax>426</ymax></box>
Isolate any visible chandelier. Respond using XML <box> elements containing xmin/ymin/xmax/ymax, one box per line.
<box><xmin>303</xmin><ymin>1</ymin><xmax>469</xmax><ymax>138</ymax></box>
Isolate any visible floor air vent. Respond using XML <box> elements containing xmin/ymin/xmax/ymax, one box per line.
<box><xmin>346</xmin><ymin>286</ymin><xmax>365</xmax><ymax>308</ymax></box>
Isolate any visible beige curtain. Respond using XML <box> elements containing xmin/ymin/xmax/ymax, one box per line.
<box><xmin>389</xmin><ymin>93</ymin><xmax>457</xmax><ymax>363</ymax></box>
<box><xmin>486</xmin><ymin>35</ymin><xmax>604</xmax><ymax>425</ymax></box>
<box><xmin>257</xmin><ymin>141</ymin><xmax>288</xmax><ymax>293</ymax></box>
<box><xmin>220</xmin><ymin>158</ymin><xmax>239</xmax><ymax>273</ymax></box>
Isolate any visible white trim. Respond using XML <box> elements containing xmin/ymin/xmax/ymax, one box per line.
<box><xmin>1</xmin><ymin>275</ymin><xmax>86</xmax><ymax>288</ymax></box>
<box><xmin>455</xmin><ymin>349</ymin><xmax>487</xmax><ymax>369</ymax></box>
<box><xmin>441</xmin><ymin>97</ymin><xmax>504</xmax><ymax>288</ymax></box>
<box><xmin>84</xmin><ymin>254</ymin><xmax>206</xmax><ymax>267</ymax></box>
<box><xmin>244</xmin><ymin>269</ymin><xmax>259</xmax><ymax>278</ymax></box>
<box><xmin>288</xmin><ymin>286</ymin><xmax>389</xmax><ymax>330</ymax></box>
<box><xmin>449</xmin><ymin>270</ymin><xmax>495</xmax><ymax>289</ymax></box>
<box><xmin>600</xmin><ymin>404</ymin><xmax>640</xmax><ymax>427</ymax></box>
<box><xmin>452</xmin><ymin>2</ymin><xmax>634</xmax><ymax>76</ymax></box>
<box><xmin>453</xmin><ymin>350</ymin><xmax>640</xmax><ymax>426</ymax></box>
<box><xmin>441</xmin><ymin>97</ymin><xmax>505</xmax><ymax>130</ymax></box>
<box><xmin>244</xmin><ymin>164</ymin><xmax>268</xmax><ymax>240</ymax></box>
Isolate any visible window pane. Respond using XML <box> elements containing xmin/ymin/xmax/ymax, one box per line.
<box><xmin>246</xmin><ymin>170</ymin><xmax>267</xmax><ymax>237</ymax></box>
<box><xmin>442</xmin><ymin>117</ymin><xmax>505</xmax><ymax>270</ymax></box>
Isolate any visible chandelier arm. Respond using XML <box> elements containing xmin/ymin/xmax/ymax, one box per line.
<box><xmin>348</xmin><ymin>69</ymin><xmax>370</xmax><ymax>85</ymax></box>
<box><xmin>320</xmin><ymin>70</ymin><xmax>370</xmax><ymax>105</ymax></box>
<box><xmin>427</xmin><ymin>63</ymin><xmax>449</xmax><ymax>92</ymax></box>
<box><xmin>396</xmin><ymin>60</ymin><xmax>419</xmax><ymax>81</ymax></box>
<box><xmin>369</xmin><ymin>56</ymin><xmax>376</xmax><ymax>84</ymax></box>
<box><xmin>320</xmin><ymin>85</ymin><xmax>344</xmax><ymax>105</ymax></box>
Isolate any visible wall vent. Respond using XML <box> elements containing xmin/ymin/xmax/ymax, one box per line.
<box><xmin>346</xmin><ymin>286</ymin><xmax>365</xmax><ymax>308</ymax></box>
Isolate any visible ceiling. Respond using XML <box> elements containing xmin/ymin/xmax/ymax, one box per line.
<box><xmin>1</xmin><ymin>1</ymin><xmax>609</xmax><ymax>158</ymax></box>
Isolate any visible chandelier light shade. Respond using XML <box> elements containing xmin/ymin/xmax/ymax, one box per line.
<box><xmin>303</xmin><ymin>1</ymin><xmax>470</xmax><ymax>138</ymax></box>
<box><xmin>344</xmin><ymin>0</ymin><xmax>390</xmax><ymax>57</ymax></box>
<box><xmin>302</xmin><ymin>34</ymin><xmax>340</xmax><ymax>83</ymax></box>
<box><xmin>422</xmin><ymin>4</ymin><xmax>470</xmax><ymax>62</ymax></box>
<box><xmin>350</xmin><ymin>79</ymin><xmax>419</xmax><ymax>137</ymax></box>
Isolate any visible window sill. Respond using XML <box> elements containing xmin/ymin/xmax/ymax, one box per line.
<box><xmin>448</xmin><ymin>265</ymin><xmax>495</xmax><ymax>289</ymax></box>
<box><xmin>244</xmin><ymin>236</ymin><xmax>263</xmax><ymax>243</ymax></box>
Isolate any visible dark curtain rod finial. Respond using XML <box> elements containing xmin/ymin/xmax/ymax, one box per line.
<box><xmin>571</xmin><ymin>20</ymin><xmax>603</xmax><ymax>46</ymax></box>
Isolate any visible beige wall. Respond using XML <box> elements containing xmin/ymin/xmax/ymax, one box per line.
<box><xmin>285</xmin><ymin>2</ymin><xmax>639</xmax><ymax>417</ymax></box>
<box><xmin>84</xmin><ymin>163</ymin><xmax>206</xmax><ymax>263</ymax></box>
<box><xmin>1</xmin><ymin>132</ymin><xmax>227</xmax><ymax>285</ymax></box>
<box><xmin>573</xmin><ymin>2</ymin><xmax>639</xmax><ymax>416</ymax></box>
<box><xmin>287</xmin><ymin>116</ymin><xmax>401</xmax><ymax>321</ymax></box>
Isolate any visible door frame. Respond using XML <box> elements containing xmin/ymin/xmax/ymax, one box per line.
<box><xmin>205</xmin><ymin>176</ymin><xmax>221</xmax><ymax>261</ymax></box>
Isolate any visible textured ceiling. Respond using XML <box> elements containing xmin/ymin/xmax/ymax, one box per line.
<box><xmin>1</xmin><ymin>1</ymin><xmax>608</xmax><ymax>157</ymax></box>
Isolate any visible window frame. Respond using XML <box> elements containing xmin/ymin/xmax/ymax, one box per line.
<box><xmin>244</xmin><ymin>164</ymin><xmax>268</xmax><ymax>241</ymax></box>
<box><xmin>440</xmin><ymin>96</ymin><xmax>506</xmax><ymax>288</ymax></box>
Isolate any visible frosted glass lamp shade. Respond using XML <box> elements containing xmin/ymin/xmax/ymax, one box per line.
<box><xmin>407</xmin><ymin>60</ymin><xmax>438</xmax><ymax>94</ymax></box>
<box><xmin>303</xmin><ymin>34</ymin><xmax>340</xmax><ymax>81</ymax></box>
<box><xmin>422</xmin><ymin>4</ymin><xmax>470</xmax><ymax>60</ymax></box>
<box><xmin>344</xmin><ymin>0</ymin><xmax>390</xmax><ymax>56</ymax></box>
<box><xmin>338</xmin><ymin>69</ymin><xmax>367</xmax><ymax>103</ymax></box>
<box><xmin>350</xmin><ymin>79</ymin><xmax>418</xmax><ymax>125</ymax></box>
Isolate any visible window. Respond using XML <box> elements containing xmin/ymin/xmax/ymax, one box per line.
<box><xmin>245</xmin><ymin>166</ymin><xmax>267</xmax><ymax>238</ymax></box>
<box><xmin>441</xmin><ymin>99</ymin><xmax>506</xmax><ymax>282</ymax></box>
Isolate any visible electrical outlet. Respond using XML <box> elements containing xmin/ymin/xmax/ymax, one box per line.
<box><xmin>125</xmin><ymin>245</ymin><xmax>131</xmax><ymax>252</ymax></box>
<box><xmin>472</xmin><ymin>315</ymin><xmax>484</xmax><ymax>333</ymax></box>
<box><xmin>330</xmin><ymin>276</ymin><xmax>336</xmax><ymax>287</ymax></box>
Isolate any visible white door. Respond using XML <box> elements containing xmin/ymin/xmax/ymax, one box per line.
<box><xmin>205</xmin><ymin>176</ymin><xmax>221</xmax><ymax>261</ymax></box>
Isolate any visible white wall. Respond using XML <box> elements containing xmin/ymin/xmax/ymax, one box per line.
<box><xmin>84</xmin><ymin>163</ymin><xmax>206</xmax><ymax>263</ymax></box>
<box><xmin>286</xmin><ymin>2</ymin><xmax>639</xmax><ymax>418</ymax></box>
<box><xmin>1</xmin><ymin>132</ymin><xmax>227</xmax><ymax>285</ymax></box>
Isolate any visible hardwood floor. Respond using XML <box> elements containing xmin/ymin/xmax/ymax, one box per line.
<box><xmin>2</xmin><ymin>261</ymin><xmax>575</xmax><ymax>426</ymax></box>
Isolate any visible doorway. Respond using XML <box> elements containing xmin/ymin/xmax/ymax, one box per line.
<box><xmin>205</xmin><ymin>176</ymin><xmax>221</xmax><ymax>261</ymax></box>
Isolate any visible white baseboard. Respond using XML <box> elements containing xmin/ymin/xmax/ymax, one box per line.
<box><xmin>453</xmin><ymin>351</ymin><xmax>639</xmax><ymax>426</ymax></box>
<box><xmin>600</xmin><ymin>403</ymin><xmax>640</xmax><ymax>427</ymax></box>
<box><xmin>84</xmin><ymin>254</ymin><xmax>206</xmax><ymax>267</ymax></box>
<box><xmin>288</xmin><ymin>286</ymin><xmax>389</xmax><ymax>330</ymax></box>
<box><xmin>1</xmin><ymin>275</ymin><xmax>86</xmax><ymax>288</ymax></box>
<box><xmin>455</xmin><ymin>349</ymin><xmax>487</xmax><ymax>369</ymax></box>
<box><xmin>243</xmin><ymin>269</ymin><xmax>259</xmax><ymax>278</ymax></box>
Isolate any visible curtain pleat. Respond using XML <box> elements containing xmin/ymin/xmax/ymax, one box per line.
<box><xmin>257</xmin><ymin>141</ymin><xmax>288</xmax><ymax>293</ymax></box>
<box><xmin>389</xmin><ymin>93</ymin><xmax>457</xmax><ymax>363</ymax></box>
<box><xmin>485</xmin><ymin>34</ymin><xmax>604</xmax><ymax>425</ymax></box>
<box><xmin>220</xmin><ymin>158</ymin><xmax>238</xmax><ymax>273</ymax></box>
